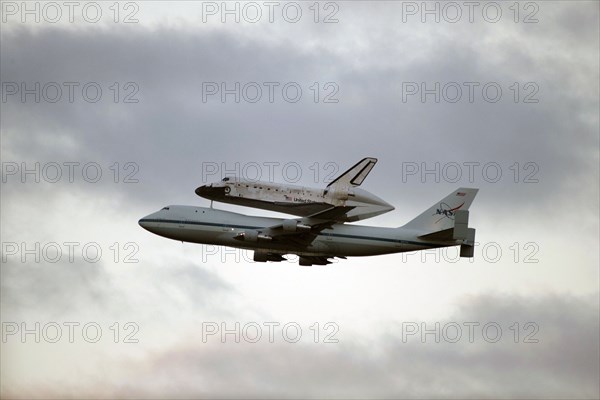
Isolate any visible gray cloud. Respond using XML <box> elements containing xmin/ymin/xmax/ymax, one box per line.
<box><xmin>119</xmin><ymin>293</ymin><xmax>600</xmax><ymax>399</ymax></box>
<box><xmin>1</xmin><ymin>257</ymin><xmax>236</xmax><ymax>322</ymax></box>
<box><xmin>3</xmin><ymin>293</ymin><xmax>596</xmax><ymax>399</ymax></box>
<box><xmin>1</xmin><ymin>16</ymin><xmax>597</xmax><ymax>217</ymax></box>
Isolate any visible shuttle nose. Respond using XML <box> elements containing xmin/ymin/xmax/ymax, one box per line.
<box><xmin>195</xmin><ymin>184</ymin><xmax>227</xmax><ymax>198</ymax></box>
<box><xmin>195</xmin><ymin>185</ymin><xmax>207</xmax><ymax>196</ymax></box>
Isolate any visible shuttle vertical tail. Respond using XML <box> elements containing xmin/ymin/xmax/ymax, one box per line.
<box><xmin>326</xmin><ymin>157</ymin><xmax>378</xmax><ymax>188</ymax></box>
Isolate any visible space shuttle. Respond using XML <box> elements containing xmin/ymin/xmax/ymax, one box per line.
<box><xmin>195</xmin><ymin>157</ymin><xmax>394</xmax><ymax>222</ymax></box>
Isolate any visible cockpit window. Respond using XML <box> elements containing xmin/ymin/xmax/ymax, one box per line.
<box><xmin>162</xmin><ymin>207</ymin><xmax>170</xmax><ymax>210</ymax></box>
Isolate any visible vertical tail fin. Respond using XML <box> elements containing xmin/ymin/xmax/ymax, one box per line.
<box><xmin>326</xmin><ymin>157</ymin><xmax>378</xmax><ymax>188</ymax></box>
<box><xmin>402</xmin><ymin>188</ymin><xmax>479</xmax><ymax>233</ymax></box>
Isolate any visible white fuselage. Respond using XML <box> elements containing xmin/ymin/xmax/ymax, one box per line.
<box><xmin>139</xmin><ymin>206</ymin><xmax>458</xmax><ymax>258</ymax></box>
<box><xmin>195</xmin><ymin>179</ymin><xmax>395</xmax><ymax>222</ymax></box>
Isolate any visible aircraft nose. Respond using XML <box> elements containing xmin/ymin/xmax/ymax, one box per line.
<box><xmin>139</xmin><ymin>210</ymin><xmax>160</xmax><ymax>231</ymax></box>
<box><xmin>138</xmin><ymin>217</ymin><xmax>150</xmax><ymax>229</ymax></box>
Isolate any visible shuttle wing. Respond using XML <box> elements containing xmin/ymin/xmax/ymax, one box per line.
<box><xmin>307</xmin><ymin>205</ymin><xmax>355</xmax><ymax>220</ymax></box>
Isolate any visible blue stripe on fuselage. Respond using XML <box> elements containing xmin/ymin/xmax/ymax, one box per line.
<box><xmin>138</xmin><ymin>218</ymin><xmax>446</xmax><ymax>247</ymax></box>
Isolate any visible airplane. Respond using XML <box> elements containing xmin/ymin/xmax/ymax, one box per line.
<box><xmin>139</xmin><ymin>187</ymin><xmax>479</xmax><ymax>266</ymax></box>
<box><xmin>195</xmin><ymin>157</ymin><xmax>395</xmax><ymax>222</ymax></box>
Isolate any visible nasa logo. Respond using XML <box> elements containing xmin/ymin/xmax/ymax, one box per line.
<box><xmin>433</xmin><ymin>202</ymin><xmax>465</xmax><ymax>223</ymax></box>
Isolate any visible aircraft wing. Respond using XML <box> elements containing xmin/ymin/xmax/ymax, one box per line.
<box><xmin>256</xmin><ymin>208</ymin><xmax>352</xmax><ymax>247</ymax></box>
<box><xmin>235</xmin><ymin>209</ymin><xmax>353</xmax><ymax>265</ymax></box>
<box><xmin>269</xmin><ymin>231</ymin><xmax>318</xmax><ymax>247</ymax></box>
<box><xmin>260</xmin><ymin>221</ymin><xmax>328</xmax><ymax>247</ymax></box>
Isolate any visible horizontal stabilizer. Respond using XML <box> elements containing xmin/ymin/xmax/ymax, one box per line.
<box><xmin>418</xmin><ymin>228</ymin><xmax>454</xmax><ymax>241</ymax></box>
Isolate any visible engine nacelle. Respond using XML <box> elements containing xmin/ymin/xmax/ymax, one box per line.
<box><xmin>282</xmin><ymin>219</ymin><xmax>311</xmax><ymax>232</ymax></box>
<box><xmin>233</xmin><ymin>231</ymin><xmax>272</xmax><ymax>241</ymax></box>
<box><xmin>254</xmin><ymin>251</ymin><xmax>286</xmax><ymax>262</ymax></box>
<box><xmin>299</xmin><ymin>256</ymin><xmax>331</xmax><ymax>266</ymax></box>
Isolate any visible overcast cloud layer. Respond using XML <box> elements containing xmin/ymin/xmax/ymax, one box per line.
<box><xmin>1</xmin><ymin>1</ymin><xmax>599</xmax><ymax>398</ymax></box>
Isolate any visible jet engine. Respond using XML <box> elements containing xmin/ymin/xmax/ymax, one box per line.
<box><xmin>282</xmin><ymin>219</ymin><xmax>312</xmax><ymax>232</ymax></box>
<box><xmin>254</xmin><ymin>251</ymin><xmax>286</xmax><ymax>262</ymax></box>
<box><xmin>233</xmin><ymin>231</ymin><xmax>272</xmax><ymax>241</ymax></box>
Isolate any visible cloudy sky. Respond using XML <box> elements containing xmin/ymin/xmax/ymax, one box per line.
<box><xmin>1</xmin><ymin>1</ymin><xmax>599</xmax><ymax>398</ymax></box>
